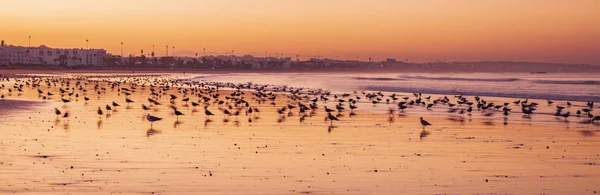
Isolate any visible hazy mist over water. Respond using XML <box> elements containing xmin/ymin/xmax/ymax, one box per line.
<box><xmin>195</xmin><ymin>72</ymin><xmax>600</xmax><ymax>101</ymax></box>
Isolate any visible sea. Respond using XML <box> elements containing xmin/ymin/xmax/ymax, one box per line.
<box><xmin>192</xmin><ymin>72</ymin><xmax>600</xmax><ymax>102</ymax></box>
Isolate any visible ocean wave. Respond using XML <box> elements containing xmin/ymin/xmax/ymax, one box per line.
<box><xmin>353</xmin><ymin>77</ymin><xmax>405</xmax><ymax>81</ymax></box>
<box><xmin>191</xmin><ymin>75</ymin><xmax>215</xmax><ymax>80</ymax></box>
<box><xmin>531</xmin><ymin>80</ymin><xmax>600</xmax><ymax>85</ymax></box>
<box><xmin>360</xmin><ymin>85</ymin><xmax>600</xmax><ymax>102</ymax></box>
<box><xmin>399</xmin><ymin>75</ymin><xmax>521</xmax><ymax>82</ymax></box>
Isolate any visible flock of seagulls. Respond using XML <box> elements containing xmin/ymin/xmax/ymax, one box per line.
<box><xmin>0</xmin><ymin>75</ymin><xmax>599</xmax><ymax>137</ymax></box>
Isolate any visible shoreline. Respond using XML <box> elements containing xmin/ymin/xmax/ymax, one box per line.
<box><xmin>2</xmin><ymin>67</ymin><xmax>600</xmax><ymax>75</ymax></box>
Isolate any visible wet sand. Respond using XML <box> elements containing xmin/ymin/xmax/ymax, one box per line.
<box><xmin>1</xmin><ymin>74</ymin><xmax>599</xmax><ymax>194</ymax></box>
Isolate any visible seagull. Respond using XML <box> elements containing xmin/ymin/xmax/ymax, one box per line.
<box><xmin>324</xmin><ymin>106</ymin><xmax>335</xmax><ymax>113</ymax></box>
<box><xmin>349</xmin><ymin>104</ymin><xmax>358</xmax><ymax>111</ymax></box>
<box><xmin>592</xmin><ymin>115</ymin><xmax>600</xmax><ymax>123</ymax></box>
<box><xmin>146</xmin><ymin>114</ymin><xmax>162</xmax><ymax>128</ymax></box>
<box><xmin>420</xmin><ymin>117</ymin><xmax>431</xmax><ymax>127</ymax></box>
<box><xmin>54</xmin><ymin>108</ymin><xmax>61</xmax><ymax>118</ymax></box>
<box><xmin>97</xmin><ymin>107</ymin><xmax>103</xmax><ymax>118</ymax></box>
<box><xmin>559</xmin><ymin>112</ymin><xmax>570</xmax><ymax>121</ymax></box>
<box><xmin>204</xmin><ymin>107</ymin><xmax>214</xmax><ymax>119</ymax></box>
<box><xmin>62</xmin><ymin>112</ymin><xmax>69</xmax><ymax>121</ymax></box>
<box><xmin>327</xmin><ymin>112</ymin><xmax>339</xmax><ymax>126</ymax></box>
<box><xmin>174</xmin><ymin>108</ymin><xmax>184</xmax><ymax>120</ymax></box>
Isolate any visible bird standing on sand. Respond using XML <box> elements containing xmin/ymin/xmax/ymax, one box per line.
<box><xmin>126</xmin><ymin>98</ymin><xmax>134</xmax><ymax>105</ymax></box>
<box><xmin>591</xmin><ymin>115</ymin><xmax>599</xmax><ymax>123</ymax></box>
<box><xmin>146</xmin><ymin>114</ymin><xmax>162</xmax><ymax>128</ymax></box>
<box><xmin>420</xmin><ymin>117</ymin><xmax>431</xmax><ymax>128</ymax></box>
<box><xmin>559</xmin><ymin>112</ymin><xmax>570</xmax><ymax>121</ymax></box>
<box><xmin>105</xmin><ymin>105</ymin><xmax>112</xmax><ymax>113</ymax></box>
<box><xmin>324</xmin><ymin>106</ymin><xmax>335</xmax><ymax>113</ymax></box>
<box><xmin>204</xmin><ymin>107</ymin><xmax>214</xmax><ymax>119</ymax></box>
<box><xmin>174</xmin><ymin>108</ymin><xmax>184</xmax><ymax>120</ymax></box>
<box><xmin>54</xmin><ymin>108</ymin><xmax>61</xmax><ymax>119</ymax></box>
<box><xmin>349</xmin><ymin>104</ymin><xmax>357</xmax><ymax>111</ymax></box>
<box><xmin>62</xmin><ymin>112</ymin><xmax>69</xmax><ymax>121</ymax></box>
<box><xmin>97</xmin><ymin>107</ymin><xmax>103</xmax><ymax>118</ymax></box>
<box><xmin>327</xmin><ymin>112</ymin><xmax>339</xmax><ymax>126</ymax></box>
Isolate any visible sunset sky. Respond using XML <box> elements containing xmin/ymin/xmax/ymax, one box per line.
<box><xmin>1</xmin><ymin>0</ymin><xmax>599</xmax><ymax>64</ymax></box>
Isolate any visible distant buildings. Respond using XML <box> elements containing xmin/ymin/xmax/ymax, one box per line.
<box><xmin>0</xmin><ymin>40</ymin><xmax>107</xmax><ymax>66</ymax></box>
<box><xmin>0</xmin><ymin>39</ymin><xmax>412</xmax><ymax>70</ymax></box>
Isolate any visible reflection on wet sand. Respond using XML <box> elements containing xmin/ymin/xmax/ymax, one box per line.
<box><xmin>0</xmin><ymin>73</ymin><xmax>599</xmax><ymax>194</ymax></box>
<box><xmin>173</xmin><ymin>120</ymin><xmax>182</xmax><ymax>128</ymax></box>
<box><xmin>146</xmin><ymin>128</ymin><xmax>161</xmax><ymax>137</ymax></box>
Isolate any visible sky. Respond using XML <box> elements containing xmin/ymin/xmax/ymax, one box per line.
<box><xmin>1</xmin><ymin>0</ymin><xmax>599</xmax><ymax>64</ymax></box>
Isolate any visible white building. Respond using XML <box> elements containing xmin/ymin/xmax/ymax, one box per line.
<box><xmin>0</xmin><ymin>41</ymin><xmax>107</xmax><ymax>66</ymax></box>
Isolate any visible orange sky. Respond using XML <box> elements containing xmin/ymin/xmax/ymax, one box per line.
<box><xmin>1</xmin><ymin>0</ymin><xmax>599</xmax><ymax>64</ymax></box>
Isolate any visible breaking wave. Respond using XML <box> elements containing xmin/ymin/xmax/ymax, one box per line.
<box><xmin>531</xmin><ymin>80</ymin><xmax>600</xmax><ymax>85</ymax></box>
<box><xmin>399</xmin><ymin>75</ymin><xmax>521</xmax><ymax>82</ymax></box>
<box><xmin>352</xmin><ymin>77</ymin><xmax>405</xmax><ymax>81</ymax></box>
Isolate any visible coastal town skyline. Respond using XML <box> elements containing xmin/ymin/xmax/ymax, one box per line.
<box><xmin>2</xmin><ymin>0</ymin><xmax>599</xmax><ymax>64</ymax></box>
<box><xmin>3</xmin><ymin>40</ymin><xmax>599</xmax><ymax>67</ymax></box>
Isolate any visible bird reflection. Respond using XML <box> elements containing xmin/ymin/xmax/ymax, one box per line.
<box><xmin>579</xmin><ymin>130</ymin><xmax>596</xmax><ymax>137</ymax></box>
<box><xmin>482</xmin><ymin>121</ymin><xmax>494</xmax><ymax>126</ymax></box>
<box><xmin>204</xmin><ymin>118</ymin><xmax>213</xmax><ymax>127</ymax></box>
<box><xmin>419</xmin><ymin>130</ymin><xmax>430</xmax><ymax>139</ymax></box>
<box><xmin>173</xmin><ymin>121</ymin><xmax>183</xmax><ymax>128</ymax></box>
<box><xmin>349</xmin><ymin>111</ymin><xmax>357</xmax><ymax>117</ymax></box>
<box><xmin>146</xmin><ymin>128</ymin><xmax>161</xmax><ymax>137</ymax></box>
<box><xmin>328</xmin><ymin>125</ymin><xmax>337</xmax><ymax>133</ymax></box>
<box><xmin>97</xmin><ymin>120</ymin><xmax>103</xmax><ymax>129</ymax></box>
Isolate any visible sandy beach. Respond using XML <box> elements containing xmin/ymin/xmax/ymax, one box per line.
<box><xmin>1</xmin><ymin>72</ymin><xmax>599</xmax><ymax>194</ymax></box>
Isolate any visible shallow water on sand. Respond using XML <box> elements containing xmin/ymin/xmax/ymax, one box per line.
<box><xmin>194</xmin><ymin>72</ymin><xmax>600</xmax><ymax>101</ymax></box>
<box><xmin>0</xmin><ymin>75</ymin><xmax>600</xmax><ymax>194</ymax></box>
